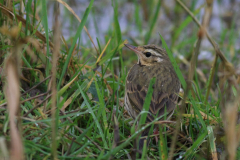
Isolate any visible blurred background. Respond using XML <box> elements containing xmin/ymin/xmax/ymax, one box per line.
<box><xmin>48</xmin><ymin>0</ymin><xmax>240</xmax><ymax>62</ymax></box>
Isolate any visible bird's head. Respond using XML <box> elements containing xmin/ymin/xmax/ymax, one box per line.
<box><xmin>124</xmin><ymin>44</ymin><xmax>170</xmax><ymax>66</ymax></box>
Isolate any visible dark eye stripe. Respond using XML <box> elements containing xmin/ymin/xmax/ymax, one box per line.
<box><xmin>144</xmin><ymin>50</ymin><xmax>163</xmax><ymax>58</ymax></box>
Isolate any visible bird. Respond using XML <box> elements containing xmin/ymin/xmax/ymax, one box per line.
<box><xmin>124</xmin><ymin>44</ymin><xmax>180</xmax><ymax>151</ymax></box>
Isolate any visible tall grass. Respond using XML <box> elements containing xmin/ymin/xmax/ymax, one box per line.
<box><xmin>0</xmin><ymin>0</ymin><xmax>239</xmax><ymax>159</ymax></box>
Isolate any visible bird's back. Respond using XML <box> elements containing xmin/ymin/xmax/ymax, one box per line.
<box><xmin>125</xmin><ymin>62</ymin><xmax>180</xmax><ymax>122</ymax></box>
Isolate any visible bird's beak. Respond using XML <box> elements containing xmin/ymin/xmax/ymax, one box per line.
<box><xmin>124</xmin><ymin>44</ymin><xmax>141</xmax><ymax>55</ymax></box>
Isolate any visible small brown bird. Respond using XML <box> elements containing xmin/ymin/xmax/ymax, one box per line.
<box><xmin>124</xmin><ymin>44</ymin><xmax>180</xmax><ymax>150</ymax></box>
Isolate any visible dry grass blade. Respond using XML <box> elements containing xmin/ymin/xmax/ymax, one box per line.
<box><xmin>61</xmin><ymin>76</ymin><xmax>94</xmax><ymax>111</ymax></box>
<box><xmin>50</xmin><ymin>2</ymin><xmax>61</xmax><ymax>159</ymax></box>
<box><xmin>113</xmin><ymin>115</ymin><xmax>120</xmax><ymax>149</ymax></box>
<box><xmin>175</xmin><ymin>49</ymin><xmax>206</xmax><ymax>82</ymax></box>
<box><xmin>224</xmin><ymin>100</ymin><xmax>238</xmax><ymax>160</ymax></box>
<box><xmin>175</xmin><ymin>50</ymin><xmax>217</xmax><ymax>100</ymax></box>
<box><xmin>168</xmin><ymin>83</ymin><xmax>190</xmax><ymax>160</ymax></box>
<box><xmin>21</xmin><ymin>67</ymin><xmax>45</xmax><ymax>81</ymax></box>
<box><xmin>96</xmin><ymin>38</ymin><xmax>111</xmax><ymax>64</ymax></box>
<box><xmin>182</xmin><ymin>113</ymin><xmax>217</xmax><ymax>124</ymax></box>
<box><xmin>4</xmin><ymin>47</ymin><xmax>23</xmax><ymax>160</ymax></box>
<box><xmin>218</xmin><ymin>54</ymin><xmax>240</xmax><ymax>159</ymax></box>
<box><xmin>188</xmin><ymin>39</ymin><xmax>201</xmax><ymax>81</ymax></box>
<box><xmin>189</xmin><ymin>0</ymin><xmax>213</xmax><ymax>81</ymax></box>
<box><xmin>21</xmin><ymin>75</ymin><xmax>52</xmax><ymax>96</ymax></box>
<box><xmin>5</xmin><ymin>61</ymin><xmax>23</xmax><ymax>160</ymax></box>
<box><xmin>170</xmin><ymin>1</ymin><xmax>215</xmax><ymax>157</ymax></box>
<box><xmin>204</xmin><ymin>54</ymin><xmax>218</xmax><ymax>103</ymax></box>
<box><xmin>176</xmin><ymin>0</ymin><xmax>235</xmax><ymax>74</ymax></box>
<box><xmin>23</xmin><ymin>94</ymin><xmax>52</xmax><ymax>117</ymax></box>
<box><xmin>66</xmin><ymin>137</ymin><xmax>76</xmax><ymax>156</ymax></box>
<box><xmin>0</xmin><ymin>137</ymin><xmax>9</xmax><ymax>159</ymax></box>
<box><xmin>169</xmin><ymin>1</ymin><xmax>214</xmax><ymax>157</ymax></box>
<box><xmin>207</xmin><ymin>126</ymin><xmax>217</xmax><ymax>160</ymax></box>
<box><xmin>59</xmin><ymin>110</ymin><xmax>103</xmax><ymax>151</ymax></box>
<box><xmin>201</xmin><ymin>0</ymin><xmax>214</xmax><ymax>36</ymax></box>
<box><xmin>0</xmin><ymin>91</ymin><xmax>50</xmax><ymax>108</ymax></box>
<box><xmin>0</xmin><ymin>5</ymin><xmax>15</xmax><ymax>18</ymax></box>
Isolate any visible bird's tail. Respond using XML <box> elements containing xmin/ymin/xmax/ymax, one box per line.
<box><xmin>138</xmin><ymin>126</ymin><xmax>151</xmax><ymax>151</ymax></box>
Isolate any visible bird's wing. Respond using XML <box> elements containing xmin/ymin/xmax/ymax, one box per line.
<box><xmin>126</xmin><ymin>65</ymin><xmax>180</xmax><ymax>122</ymax></box>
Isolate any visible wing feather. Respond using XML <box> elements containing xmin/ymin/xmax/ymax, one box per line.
<box><xmin>125</xmin><ymin>64</ymin><xmax>180</xmax><ymax>122</ymax></box>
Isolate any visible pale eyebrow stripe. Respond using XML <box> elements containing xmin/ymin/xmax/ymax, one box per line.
<box><xmin>144</xmin><ymin>49</ymin><xmax>162</xmax><ymax>57</ymax></box>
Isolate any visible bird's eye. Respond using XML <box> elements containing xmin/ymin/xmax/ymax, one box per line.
<box><xmin>145</xmin><ymin>52</ymin><xmax>151</xmax><ymax>57</ymax></box>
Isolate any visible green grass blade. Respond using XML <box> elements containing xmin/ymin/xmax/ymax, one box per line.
<box><xmin>159</xmin><ymin>34</ymin><xmax>186</xmax><ymax>89</ymax></box>
<box><xmin>69</xmin><ymin>123</ymin><xmax>95</xmax><ymax>154</ymax></box>
<box><xmin>77</xmin><ymin>82</ymin><xmax>108</xmax><ymax>149</ymax></box>
<box><xmin>57</xmin><ymin>0</ymin><xmax>94</xmax><ymax>90</ymax></box>
<box><xmin>138</xmin><ymin>77</ymin><xmax>156</xmax><ymax>127</ymax></box>
<box><xmin>184</xmin><ymin>130</ymin><xmax>208</xmax><ymax>159</ymax></box>
<box><xmin>112</xmin><ymin>0</ymin><xmax>123</xmax><ymax>76</ymax></box>
<box><xmin>93</xmin><ymin>74</ymin><xmax>109</xmax><ymax>136</ymax></box>
<box><xmin>25</xmin><ymin>0</ymin><xmax>32</xmax><ymax>35</ymax></box>
<box><xmin>159</xmin><ymin>34</ymin><xmax>207</xmax><ymax>130</ymax></box>
<box><xmin>134</xmin><ymin>0</ymin><xmax>142</xmax><ymax>32</ymax></box>
<box><xmin>172</xmin><ymin>7</ymin><xmax>201</xmax><ymax>45</ymax></box>
<box><xmin>113</xmin><ymin>1</ymin><xmax>121</xmax><ymax>44</ymax></box>
<box><xmin>99</xmin><ymin>39</ymin><xmax>127</xmax><ymax>65</ymax></box>
<box><xmin>144</xmin><ymin>0</ymin><xmax>161</xmax><ymax>44</ymax></box>
<box><xmin>41</xmin><ymin>0</ymin><xmax>50</xmax><ymax>76</ymax></box>
<box><xmin>189</xmin><ymin>97</ymin><xmax>207</xmax><ymax>130</ymax></box>
<box><xmin>141</xmin><ymin>140</ymin><xmax>147</xmax><ymax>160</ymax></box>
<box><xmin>102</xmin><ymin>114</ymin><xmax>166</xmax><ymax>159</ymax></box>
<box><xmin>159</xmin><ymin>126</ymin><xmax>168</xmax><ymax>160</ymax></box>
<box><xmin>207</xmin><ymin>126</ymin><xmax>217</xmax><ymax>159</ymax></box>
